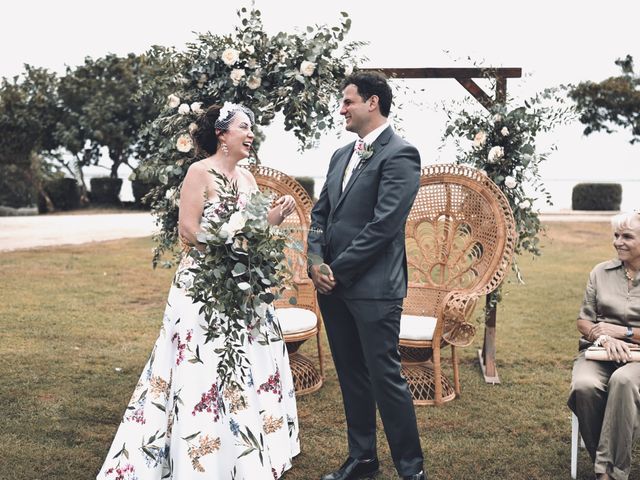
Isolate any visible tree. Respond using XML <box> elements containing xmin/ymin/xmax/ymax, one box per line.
<box><xmin>0</xmin><ymin>66</ymin><xmax>63</xmax><ymax>209</ymax></box>
<box><xmin>569</xmin><ymin>55</ymin><xmax>640</xmax><ymax>144</ymax></box>
<box><xmin>58</xmin><ymin>53</ymin><xmax>164</xmax><ymax>179</ymax></box>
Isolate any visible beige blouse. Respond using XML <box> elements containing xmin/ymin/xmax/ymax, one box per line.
<box><xmin>579</xmin><ymin>259</ymin><xmax>640</xmax><ymax>328</ymax></box>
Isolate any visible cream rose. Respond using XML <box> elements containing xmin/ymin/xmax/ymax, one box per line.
<box><xmin>518</xmin><ymin>199</ymin><xmax>531</xmax><ymax>209</ymax></box>
<box><xmin>190</xmin><ymin>102</ymin><xmax>204</xmax><ymax>114</ymax></box>
<box><xmin>167</xmin><ymin>94</ymin><xmax>180</xmax><ymax>108</ymax></box>
<box><xmin>504</xmin><ymin>176</ymin><xmax>517</xmax><ymax>189</ymax></box>
<box><xmin>221</xmin><ymin>48</ymin><xmax>240</xmax><ymax>66</ymax></box>
<box><xmin>487</xmin><ymin>146</ymin><xmax>504</xmax><ymax>163</ymax></box>
<box><xmin>178</xmin><ymin>103</ymin><xmax>190</xmax><ymax>115</ymax></box>
<box><xmin>221</xmin><ymin>211</ymin><xmax>246</xmax><ymax>242</ymax></box>
<box><xmin>246</xmin><ymin>74</ymin><xmax>262</xmax><ymax>90</ymax></box>
<box><xmin>230</xmin><ymin>68</ymin><xmax>246</xmax><ymax>86</ymax></box>
<box><xmin>299</xmin><ymin>60</ymin><xmax>316</xmax><ymax>77</ymax></box>
<box><xmin>473</xmin><ymin>131</ymin><xmax>487</xmax><ymax>149</ymax></box>
<box><xmin>176</xmin><ymin>134</ymin><xmax>193</xmax><ymax>153</ymax></box>
<box><xmin>501</xmin><ymin>126</ymin><xmax>510</xmax><ymax>136</ymax></box>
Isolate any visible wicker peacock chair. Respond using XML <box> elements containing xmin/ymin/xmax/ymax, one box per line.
<box><xmin>400</xmin><ymin>163</ymin><xmax>516</xmax><ymax>405</ymax></box>
<box><xmin>248</xmin><ymin>165</ymin><xmax>324</xmax><ymax>395</ymax></box>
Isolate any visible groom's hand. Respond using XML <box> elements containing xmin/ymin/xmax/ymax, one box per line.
<box><xmin>310</xmin><ymin>263</ymin><xmax>336</xmax><ymax>295</ymax></box>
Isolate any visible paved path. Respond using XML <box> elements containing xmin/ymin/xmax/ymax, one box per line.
<box><xmin>0</xmin><ymin>213</ymin><xmax>156</xmax><ymax>252</ymax></box>
<box><xmin>0</xmin><ymin>210</ymin><xmax>618</xmax><ymax>253</ymax></box>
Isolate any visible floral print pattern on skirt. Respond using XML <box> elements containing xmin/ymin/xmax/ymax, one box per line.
<box><xmin>97</xmin><ymin>258</ymin><xmax>300</xmax><ymax>480</ymax></box>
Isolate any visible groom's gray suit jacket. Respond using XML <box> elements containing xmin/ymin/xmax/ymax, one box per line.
<box><xmin>308</xmin><ymin>126</ymin><xmax>421</xmax><ymax>298</ymax></box>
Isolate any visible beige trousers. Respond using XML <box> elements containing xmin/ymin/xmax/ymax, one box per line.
<box><xmin>568</xmin><ymin>351</ymin><xmax>640</xmax><ymax>480</ymax></box>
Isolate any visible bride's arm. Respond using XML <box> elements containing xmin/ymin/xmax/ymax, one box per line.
<box><xmin>243</xmin><ymin>169</ymin><xmax>296</xmax><ymax>226</ymax></box>
<box><xmin>178</xmin><ymin>164</ymin><xmax>209</xmax><ymax>248</ymax></box>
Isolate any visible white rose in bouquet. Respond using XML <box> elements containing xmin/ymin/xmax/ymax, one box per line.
<box><xmin>176</xmin><ymin>134</ymin><xmax>193</xmax><ymax>153</ymax></box>
<box><xmin>221</xmin><ymin>211</ymin><xmax>247</xmax><ymax>243</ymax></box>
<box><xmin>487</xmin><ymin>146</ymin><xmax>504</xmax><ymax>163</ymax></box>
<box><xmin>222</xmin><ymin>48</ymin><xmax>240</xmax><ymax>66</ymax></box>
<box><xmin>299</xmin><ymin>60</ymin><xmax>316</xmax><ymax>77</ymax></box>
<box><xmin>230</xmin><ymin>69</ymin><xmax>246</xmax><ymax>86</ymax></box>
<box><xmin>501</xmin><ymin>126</ymin><xmax>510</xmax><ymax>136</ymax></box>
<box><xmin>473</xmin><ymin>131</ymin><xmax>487</xmax><ymax>149</ymax></box>
<box><xmin>178</xmin><ymin>103</ymin><xmax>190</xmax><ymax>115</ymax></box>
<box><xmin>504</xmin><ymin>176</ymin><xmax>518</xmax><ymax>189</ymax></box>
<box><xmin>167</xmin><ymin>94</ymin><xmax>180</xmax><ymax>108</ymax></box>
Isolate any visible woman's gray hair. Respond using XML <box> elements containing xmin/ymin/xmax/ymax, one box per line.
<box><xmin>611</xmin><ymin>211</ymin><xmax>640</xmax><ymax>231</ymax></box>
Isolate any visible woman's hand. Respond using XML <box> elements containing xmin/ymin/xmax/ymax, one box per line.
<box><xmin>603</xmin><ymin>336</ymin><xmax>632</xmax><ymax>363</ymax></box>
<box><xmin>275</xmin><ymin>194</ymin><xmax>296</xmax><ymax>218</ymax></box>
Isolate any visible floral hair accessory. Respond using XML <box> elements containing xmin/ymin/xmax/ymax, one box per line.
<box><xmin>215</xmin><ymin>102</ymin><xmax>255</xmax><ymax>130</ymax></box>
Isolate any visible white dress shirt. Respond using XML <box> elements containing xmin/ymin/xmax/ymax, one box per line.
<box><xmin>342</xmin><ymin>121</ymin><xmax>390</xmax><ymax>191</ymax></box>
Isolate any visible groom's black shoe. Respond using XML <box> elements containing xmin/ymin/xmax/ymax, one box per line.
<box><xmin>401</xmin><ymin>471</ymin><xmax>426</xmax><ymax>480</ymax></box>
<box><xmin>320</xmin><ymin>457</ymin><xmax>379</xmax><ymax>480</ymax></box>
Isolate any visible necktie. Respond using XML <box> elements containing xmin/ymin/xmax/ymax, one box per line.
<box><xmin>342</xmin><ymin>139</ymin><xmax>364</xmax><ymax>191</ymax></box>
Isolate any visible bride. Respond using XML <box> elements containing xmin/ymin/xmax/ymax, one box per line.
<box><xmin>97</xmin><ymin>103</ymin><xmax>300</xmax><ymax>479</ymax></box>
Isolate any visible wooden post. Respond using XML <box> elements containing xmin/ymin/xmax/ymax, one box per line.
<box><xmin>478</xmin><ymin>296</ymin><xmax>500</xmax><ymax>383</ymax></box>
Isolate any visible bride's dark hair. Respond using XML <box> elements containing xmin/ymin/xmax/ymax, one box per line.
<box><xmin>191</xmin><ymin>104</ymin><xmax>223</xmax><ymax>157</ymax></box>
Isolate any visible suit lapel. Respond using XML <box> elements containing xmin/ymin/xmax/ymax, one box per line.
<box><xmin>335</xmin><ymin>126</ymin><xmax>394</xmax><ymax>210</ymax></box>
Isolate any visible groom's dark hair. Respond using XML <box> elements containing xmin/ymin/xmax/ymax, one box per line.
<box><xmin>342</xmin><ymin>71</ymin><xmax>393</xmax><ymax>117</ymax></box>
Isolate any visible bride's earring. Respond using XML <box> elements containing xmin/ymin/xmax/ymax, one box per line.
<box><xmin>221</xmin><ymin>143</ymin><xmax>229</xmax><ymax>156</ymax></box>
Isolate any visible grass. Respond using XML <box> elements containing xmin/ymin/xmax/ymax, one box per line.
<box><xmin>1</xmin><ymin>222</ymin><xmax>638</xmax><ymax>480</ymax></box>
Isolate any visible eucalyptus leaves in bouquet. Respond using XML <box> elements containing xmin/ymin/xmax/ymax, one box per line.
<box><xmin>133</xmin><ymin>6</ymin><xmax>365</xmax><ymax>267</ymax></box>
<box><xmin>444</xmin><ymin>89</ymin><xmax>575</xmax><ymax>287</ymax></box>
<box><xmin>183</xmin><ymin>172</ymin><xmax>291</xmax><ymax>393</ymax></box>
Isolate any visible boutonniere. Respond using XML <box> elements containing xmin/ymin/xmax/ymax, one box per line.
<box><xmin>356</xmin><ymin>141</ymin><xmax>375</xmax><ymax>161</ymax></box>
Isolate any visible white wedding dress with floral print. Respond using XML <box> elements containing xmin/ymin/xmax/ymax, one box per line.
<box><xmin>97</xmin><ymin>201</ymin><xmax>299</xmax><ymax>480</ymax></box>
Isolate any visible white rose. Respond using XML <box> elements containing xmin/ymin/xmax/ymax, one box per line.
<box><xmin>221</xmin><ymin>48</ymin><xmax>240</xmax><ymax>66</ymax></box>
<box><xmin>176</xmin><ymin>134</ymin><xmax>193</xmax><ymax>153</ymax></box>
<box><xmin>504</xmin><ymin>176</ymin><xmax>517</xmax><ymax>189</ymax></box>
<box><xmin>188</xmin><ymin>122</ymin><xmax>198</xmax><ymax>134</ymax></box>
<box><xmin>519</xmin><ymin>199</ymin><xmax>531</xmax><ymax>209</ymax></box>
<box><xmin>230</xmin><ymin>68</ymin><xmax>246</xmax><ymax>86</ymax></box>
<box><xmin>190</xmin><ymin>102</ymin><xmax>204</xmax><ymax>114</ymax></box>
<box><xmin>167</xmin><ymin>94</ymin><xmax>180</xmax><ymax>108</ymax></box>
<box><xmin>473</xmin><ymin>131</ymin><xmax>487</xmax><ymax>149</ymax></box>
<box><xmin>501</xmin><ymin>126</ymin><xmax>510</xmax><ymax>136</ymax></box>
<box><xmin>246</xmin><ymin>74</ymin><xmax>262</xmax><ymax>90</ymax></box>
<box><xmin>221</xmin><ymin>211</ymin><xmax>246</xmax><ymax>242</ymax></box>
<box><xmin>300</xmin><ymin>60</ymin><xmax>316</xmax><ymax>77</ymax></box>
<box><xmin>178</xmin><ymin>103</ymin><xmax>190</xmax><ymax>115</ymax></box>
<box><xmin>487</xmin><ymin>146</ymin><xmax>504</xmax><ymax>163</ymax></box>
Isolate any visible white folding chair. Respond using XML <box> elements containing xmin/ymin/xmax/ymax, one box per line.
<box><xmin>571</xmin><ymin>412</ymin><xmax>586</xmax><ymax>479</ymax></box>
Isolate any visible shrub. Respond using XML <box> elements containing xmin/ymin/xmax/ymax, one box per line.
<box><xmin>295</xmin><ymin>176</ymin><xmax>315</xmax><ymax>200</ymax></box>
<box><xmin>0</xmin><ymin>165</ymin><xmax>35</xmax><ymax>208</ymax></box>
<box><xmin>572</xmin><ymin>183</ymin><xmax>622</xmax><ymax>211</ymax></box>
<box><xmin>131</xmin><ymin>179</ymin><xmax>156</xmax><ymax>209</ymax></box>
<box><xmin>38</xmin><ymin>178</ymin><xmax>80</xmax><ymax>213</ymax></box>
<box><xmin>90</xmin><ymin>177</ymin><xmax>122</xmax><ymax>205</ymax></box>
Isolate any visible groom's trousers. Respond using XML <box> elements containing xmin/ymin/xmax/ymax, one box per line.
<box><xmin>318</xmin><ymin>294</ymin><xmax>424</xmax><ymax>477</ymax></box>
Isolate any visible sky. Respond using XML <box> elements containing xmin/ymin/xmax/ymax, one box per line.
<box><xmin>2</xmin><ymin>0</ymin><xmax>639</xmax><ymax>210</ymax></box>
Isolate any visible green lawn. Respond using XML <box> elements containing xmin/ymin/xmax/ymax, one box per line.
<box><xmin>1</xmin><ymin>222</ymin><xmax>637</xmax><ymax>480</ymax></box>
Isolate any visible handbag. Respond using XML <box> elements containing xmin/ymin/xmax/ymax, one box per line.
<box><xmin>585</xmin><ymin>346</ymin><xmax>640</xmax><ymax>361</ymax></box>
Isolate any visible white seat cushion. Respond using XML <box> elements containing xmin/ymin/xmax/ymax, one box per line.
<box><xmin>275</xmin><ymin>307</ymin><xmax>317</xmax><ymax>335</ymax></box>
<box><xmin>399</xmin><ymin>315</ymin><xmax>437</xmax><ymax>341</ymax></box>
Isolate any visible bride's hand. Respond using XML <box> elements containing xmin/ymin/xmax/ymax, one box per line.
<box><xmin>275</xmin><ymin>195</ymin><xmax>296</xmax><ymax>219</ymax></box>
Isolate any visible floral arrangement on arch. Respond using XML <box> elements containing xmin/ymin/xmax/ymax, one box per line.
<box><xmin>133</xmin><ymin>6</ymin><xmax>365</xmax><ymax>267</ymax></box>
<box><xmin>443</xmin><ymin>88</ymin><xmax>576</xmax><ymax>289</ymax></box>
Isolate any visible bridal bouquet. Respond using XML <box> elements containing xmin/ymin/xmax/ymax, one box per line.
<box><xmin>186</xmin><ymin>171</ymin><xmax>292</xmax><ymax>393</ymax></box>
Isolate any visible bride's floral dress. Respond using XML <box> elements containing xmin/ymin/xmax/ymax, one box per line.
<box><xmin>97</xmin><ymin>200</ymin><xmax>300</xmax><ymax>480</ymax></box>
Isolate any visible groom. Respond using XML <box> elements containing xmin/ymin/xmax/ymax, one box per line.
<box><xmin>308</xmin><ymin>71</ymin><xmax>425</xmax><ymax>480</ymax></box>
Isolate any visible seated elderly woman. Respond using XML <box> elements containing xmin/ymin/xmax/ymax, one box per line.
<box><xmin>568</xmin><ymin>211</ymin><xmax>640</xmax><ymax>480</ymax></box>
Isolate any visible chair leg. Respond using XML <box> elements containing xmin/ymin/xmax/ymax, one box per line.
<box><xmin>571</xmin><ymin>412</ymin><xmax>579</xmax><ymax>479</ymax></box>
<box><xmin>451</xmin><ymin>345</ymin><xmax>460</xmax><ymax>397</ymax></box>
<box><xmin>433</xmin><ymin>345</ymin><xmax>443</xmax><ymax>405</ymax></box>
<box><xmin>316</xmin><ymin>330</ymin><xmax>324</xmax><ymax>379</ymax></box>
